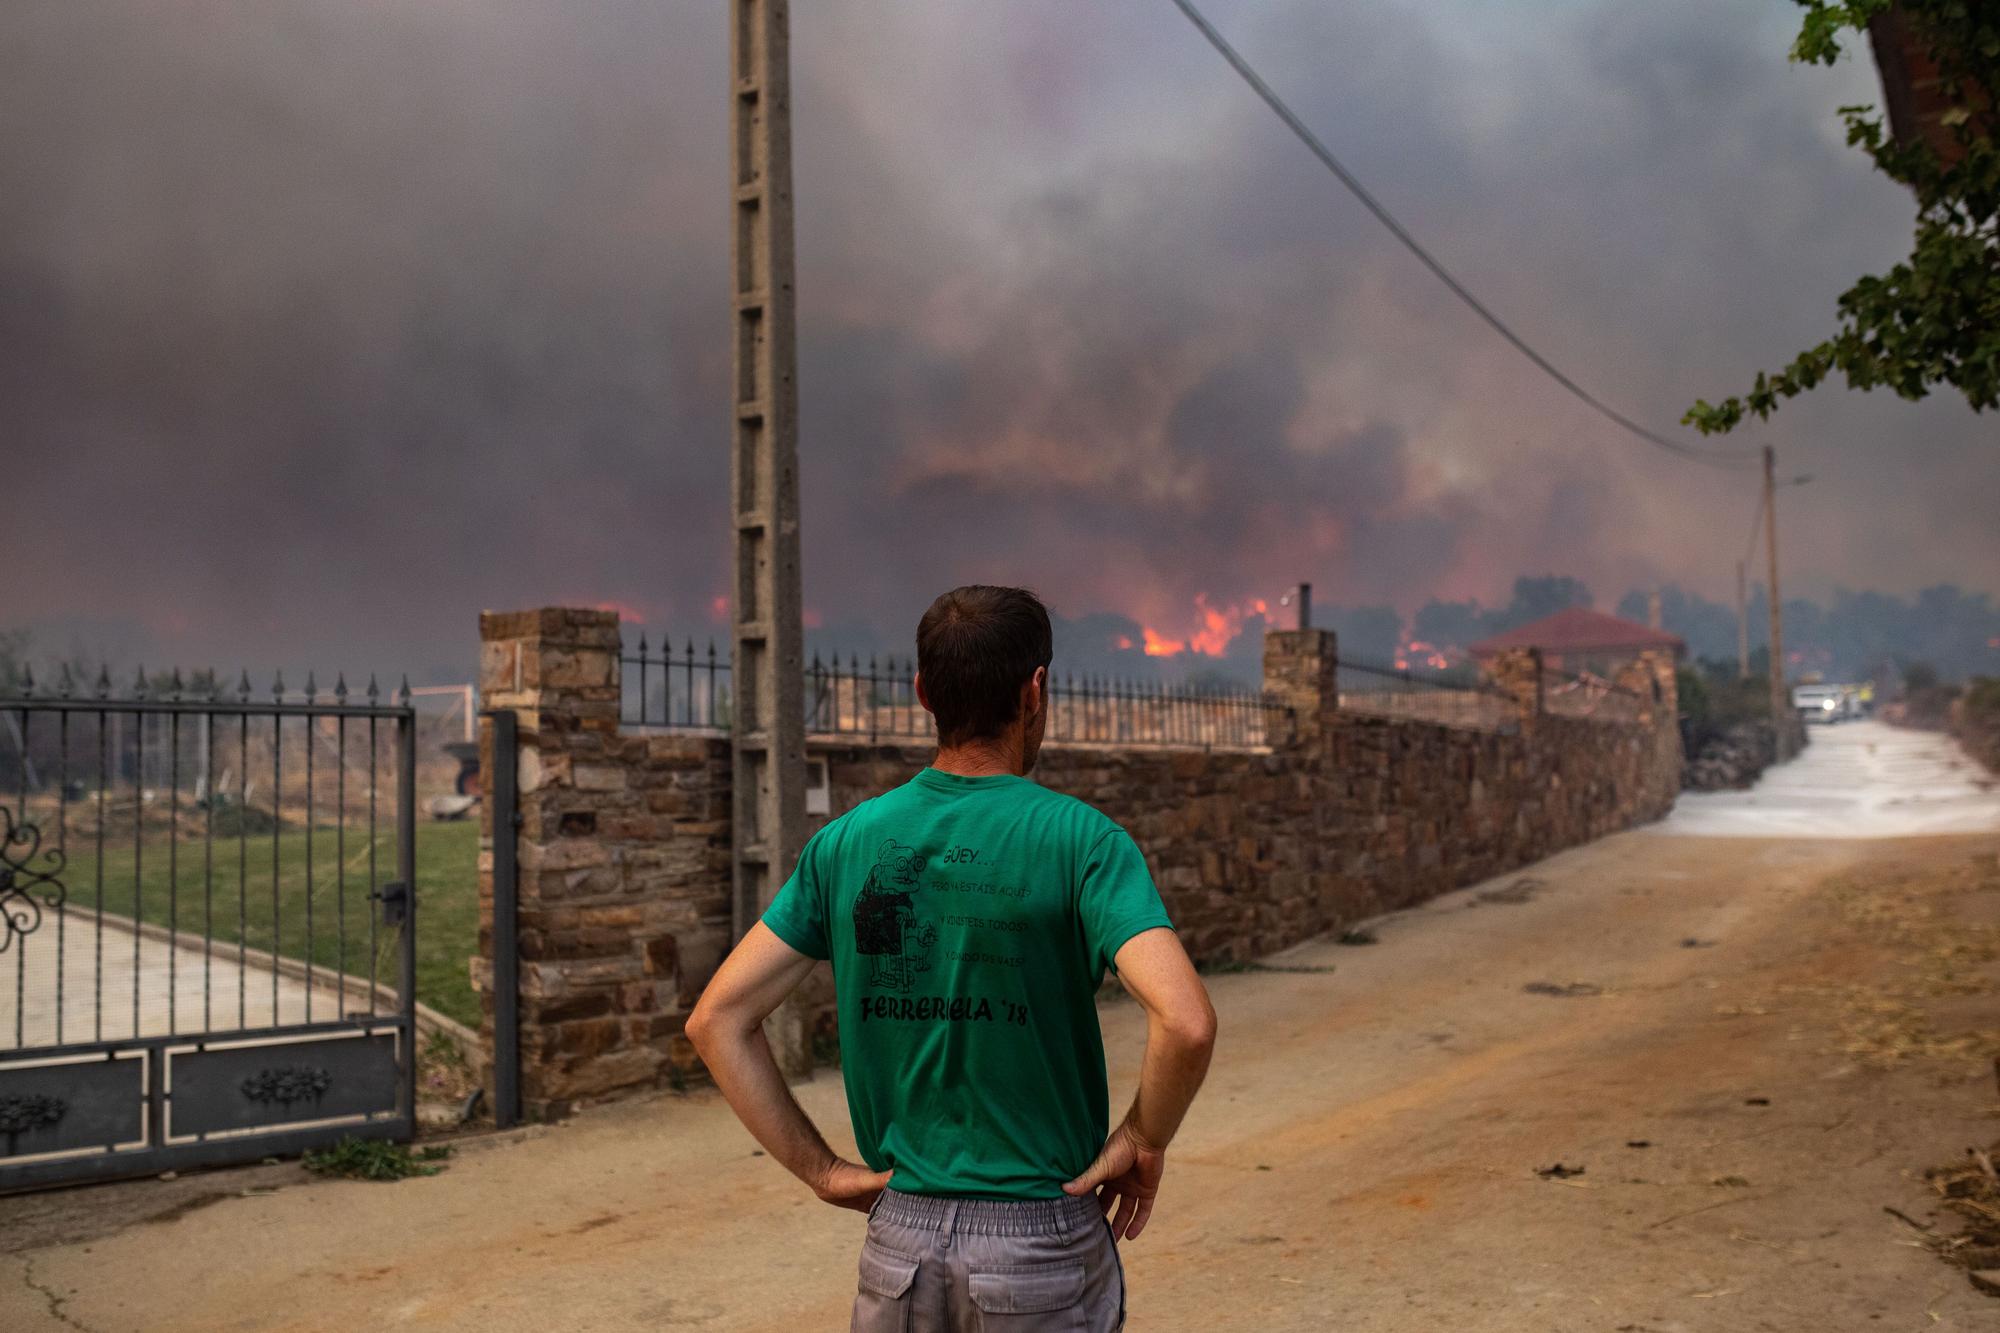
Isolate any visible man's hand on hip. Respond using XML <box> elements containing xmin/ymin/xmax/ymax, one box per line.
<box><xmin>1063</xmin><ymin>1121</ymin><xmax>1166</xmax><ymax>1241</ymax></box>
<box><xmin>1062</xmin><ymin>927</ymin><xmax>1214</xmax><ymax>1243</ymax></box>
<box><xmin>814</xmin><ymin>1157</ymin><xmax>895</xmax><ymax>1213</ymax></box>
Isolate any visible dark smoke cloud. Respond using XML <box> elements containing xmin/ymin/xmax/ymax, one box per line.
<box><xmin>2</xmin><ymin>0</ymin><xmax>1994</xmax><ymax>686</ymax></box>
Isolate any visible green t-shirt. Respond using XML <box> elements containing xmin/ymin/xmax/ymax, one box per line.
<box><xmin>761</xmin><ymin>767</ymin><xmax>1173</xmax><ymax>1199</ymax></box>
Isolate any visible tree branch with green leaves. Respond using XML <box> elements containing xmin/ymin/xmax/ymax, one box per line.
<box><xmin>1683</xmin><ymin>0</ymin><xmax>1998</xmax><ymax>434</ymax></box>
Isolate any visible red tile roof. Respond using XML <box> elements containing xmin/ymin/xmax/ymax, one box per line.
<box><xmin>1468</xmin><ymin>607</ymin><xmax>1684</xmax><ymax>657</ymax></box>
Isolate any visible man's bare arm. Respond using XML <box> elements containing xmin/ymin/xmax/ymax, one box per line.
<box><xmin>685</xmin><ymin>923</ymin><xmax>890</xmax><ymax>1211</ymax></box>
<box><xmin>1062</xmin><ymin>926</ymin><xmax>1217</xmax><ymax>1240</ymax></box>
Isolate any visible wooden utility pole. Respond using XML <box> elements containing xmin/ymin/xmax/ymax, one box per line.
<box><xmin>729</xmin><ymin>0</ymin><xmax>808</xmax><ymax>1021</ymax></box>
<box><xmin>1762</xmin><ymin>445</ymin><xmax>1789</xmax><ymax>757</ymax></box>
<box><xmin>1736</xmin><ymin>561</ymin><xmax>1749</xmax><ymax>681</ymax></box>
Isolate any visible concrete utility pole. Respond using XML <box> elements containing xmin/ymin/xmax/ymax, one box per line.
<box><xmin>1735</xmin><ymin>561</ymin><xmax>1750</xmax><ymax>681</ymax></box>
<box><xmin>1763</xmin><ymin>445</ymin><xmax>1789</xmax><ymax>757</ymax></box>
<box><xmin>729</xmin><ymin>0</ymin><xmax>807</xmax><ymax>965</ymax></box>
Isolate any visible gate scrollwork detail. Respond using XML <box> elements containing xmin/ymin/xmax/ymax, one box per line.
<box><xmin>241</xmin><ymin>1065</ymin><xmax>332</xmax><ymax>1107</ymax></box>
<box><xmin>0</xmin><ymin>807</ymin><xmax>66</xmax><ymax>956</ymax></box>
<box><xmin>0</xmin><ymin>1093</ymin><xmax>68</xmax><ymax>1154</ymax></box>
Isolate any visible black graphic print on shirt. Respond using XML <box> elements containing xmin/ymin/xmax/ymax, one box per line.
<box><xmin>851</xmin><ymin>839</ymin><xmax>936</xmax><ymax>993</ymax></box>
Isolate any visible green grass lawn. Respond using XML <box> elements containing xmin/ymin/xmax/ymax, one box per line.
<box><xmin>57</xmin><ymin>819</ymin><xmax>482</xmax><ymax>1028</ymax></box>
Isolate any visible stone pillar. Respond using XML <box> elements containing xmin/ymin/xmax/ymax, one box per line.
<box><xmin>475</xmin><ymin>607</ymin><xmax>702</xmax><ymax>1120</ymax></box>
<box><xmin>1640</xmin><ymin>649</ymin><xmax>1678</xmax><ymax>719</ymax></box>
<box><xmin>1486</xmin><ymin>647</ymin><xmax>1543</xmax><ymax>735</ymax></box>
<box><xmin>1614</xmin><ymin>649</ymin><xmax>1680</xmax><ymax>728</ymax></box>
<box><xmin>1262</xmin><ymin>629</ymin><xmax>1337</xmax><ymax>748</ymax></box>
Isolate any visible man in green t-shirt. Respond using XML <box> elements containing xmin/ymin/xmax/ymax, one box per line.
<box><xmin>689</xmin><ymin>585</ymin><xmax>1218</xmax><ymax>1330</ymax></box>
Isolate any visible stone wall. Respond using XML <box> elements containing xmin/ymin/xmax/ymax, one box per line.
<box><xmin>815</xmin><ymin>636</ymin><xmax>1678</xmax><ymax>964</ymax></box>
<box><xmin>478</xmin><ymin>612</ymin><xmax>1680</xmax><ymax>1115</ymax></box>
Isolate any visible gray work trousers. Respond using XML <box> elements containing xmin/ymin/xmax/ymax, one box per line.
<box><xmin>851</xmin><ymin>1187</ymin><xmax>1127</xmax><ymax>1331</ymax></box>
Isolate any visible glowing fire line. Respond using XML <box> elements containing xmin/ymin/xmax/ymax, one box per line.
<box><xmin>1131</xmin><ymin>596</ymin><xmax>1269</xmax><ymax>659</ymax></box>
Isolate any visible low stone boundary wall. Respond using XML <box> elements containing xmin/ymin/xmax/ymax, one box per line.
<box><xmin>476</xmin><ymin>610</ymin><xmax>1680</xmax><ymax>1117</ymax></box>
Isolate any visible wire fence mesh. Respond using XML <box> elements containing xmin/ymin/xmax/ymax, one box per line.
<box><xmin>1540</xmin><ymin>668</ymin><xmax>1649</xmax><ymax>724</ymax></box>
<box><xmin>1335</xmin><ymin>659</ymin><xmax>1520</xmax><ymax>734</ymax></box>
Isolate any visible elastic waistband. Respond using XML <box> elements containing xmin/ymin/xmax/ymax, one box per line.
<box><xmin>873</xmin><ymin>1187</ymin><xmax>1102</xmax><ymax>1238</ymax></box>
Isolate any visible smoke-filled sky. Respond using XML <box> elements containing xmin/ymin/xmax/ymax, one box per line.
<box><xmin>3</xmin><ymin>0</ymin><xmax>1994</xmax><ymax>685</ymax></box>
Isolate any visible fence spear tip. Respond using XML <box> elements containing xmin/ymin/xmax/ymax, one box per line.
<box><xmin>19</xmin><ymin>663</ymin><xmax>32</xmax><ymax>697</ymax></box>
<box><xmin>133</xmin><ymin>665</ymin><xmax>149</xmax><ymax>700</ymax></box>
<box><xmin>398</xmin><ymin>674</ymin><xmax>412</xmax><ymax>705</ymax></box>
<box><xmin>334</xmin><ymin>672</ymin><xmax>348</xmax><ymax>700</ymax></box>
<box><xmin>237</xmin><ymin>668</ymin><xmax>253</xmax><ymax>701</ymax></box>
<box><xmin>304</xmin><ymin>670</ymin><xmax>317</xmax><ymax>702</ymax></box>
<box><xmin>170</xmin><ymin>667</ymin><xmax>184</xmax><ymax>700</ymax></box>
<box><xmin>272</xmin><ymin>669</ymin><xmax>285</xmax><ymax>700</ymax></box>
<box><xmin>57</xmin><ymin>663</ymin><xmax>73</xmax><ymax>698</ymax></box>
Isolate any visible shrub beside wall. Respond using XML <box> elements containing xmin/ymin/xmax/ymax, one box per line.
<box><xmin>1953</xmin><ymin>678</ymin><xmax>2000</xmax><ymax>774</ymax></box>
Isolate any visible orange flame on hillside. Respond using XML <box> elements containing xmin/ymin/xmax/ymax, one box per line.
<box><xmin>1395</xmin><ymin>639</ymin><xmax>1454</xmax><ymax>672</ymax></box>
<box><xmin>1137</xmin><ymin>595</ymin><xmax>1270</xmax><ymax>658</ymax></box>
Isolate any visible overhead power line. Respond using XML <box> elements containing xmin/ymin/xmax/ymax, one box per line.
<box><xmin>1167</xmin><ymin>0</ymin><xmax>1759</xmax><ymax>470</ymax></box>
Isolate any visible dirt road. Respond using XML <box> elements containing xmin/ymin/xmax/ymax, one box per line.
<box><xmin>6</xmin><ymin>725</ymin><xmax>2000</xmax><ymax>1330</ymax></box>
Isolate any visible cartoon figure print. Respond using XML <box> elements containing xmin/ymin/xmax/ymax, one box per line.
<box><xmin>852</xmin><ymin>839</ymin><xmax>936</xmax><ymax>993</ymax></box>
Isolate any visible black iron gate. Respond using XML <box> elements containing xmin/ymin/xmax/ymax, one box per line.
<box><xmin>0</xmin><ymin>672</ymin><xmax>417</xmax><ymax>1190</ymax></box>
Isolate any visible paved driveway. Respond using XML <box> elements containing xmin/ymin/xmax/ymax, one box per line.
<box><xmin>1658</xmin><ymin>719</ymin><xmax>2000</xmax><ymax>839</ymax></box>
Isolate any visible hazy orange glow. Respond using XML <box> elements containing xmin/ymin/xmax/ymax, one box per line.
<box><xmin>591</xmin><ymin>600</ymin><xmax>646</xmax><ymax>623</ymax></box>
<box><xmin>1138</xmin><ymin>595</ymin><xmax>1270</xmax><ymax>659</ymax></box>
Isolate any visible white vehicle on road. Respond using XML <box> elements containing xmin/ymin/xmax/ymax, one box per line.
<box><xmin>1792</xmin><ymin>683</ymin><xmax>1857</xmax><ymax>723</ymax></box>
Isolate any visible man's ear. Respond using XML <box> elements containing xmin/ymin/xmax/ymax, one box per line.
<box><xmin>915</xmin><ymin>670</ymin><xmax>931</xmax><ymax>715</ymax></box>
<box><xmin>1025</xmin><ymin>665</ymin><xmax>1048</xmax><ymax>715</ymax></box>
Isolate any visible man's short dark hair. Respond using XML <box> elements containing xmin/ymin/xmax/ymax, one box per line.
<box><xmin>917</xmin><ymin>586</ymin><xmax>1053</xmax><ymax>747</ymax></box>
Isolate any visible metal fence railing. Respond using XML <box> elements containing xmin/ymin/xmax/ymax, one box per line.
<box><xmin>1053</xmin><ymin>674</ymin><xmax>1280</xmax><ymax>749</ymax></box>
<box><xmin>619</xmin><ymin>633</ymin><xmax>1281</xmax><ymax>750</ymax></box>
<box><xmin>620</xmin><ymin>631</ymin><xmax>1659</xmax><ymax>744</ymax></box>
<box><xmin>622</xmin><ymin>637</ymin><xmax>730</xmax><ymax>730</ymax></box>
<box><xmin>1336</xmin><ymin>659</ymin><xmax>1520</xmax><ymax>735</ymax></box>
<box><xmin>802</xmin><ymin>656</ymin><xmax>1282</xmax><ymax>750</ymax></box>
<box><xmin>1540</xmin><ymin>668</ymin><xmax>1648</xmax><ymax>724</ymax></box>
<box><xmin>807</xmin><ymin>655</ymin><xmax>923</xmax><ymax>742</ymax></box>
